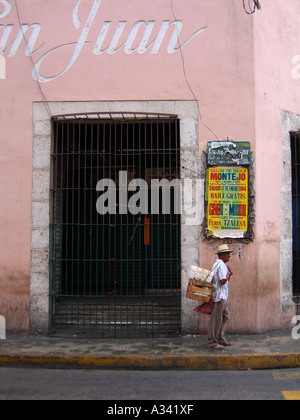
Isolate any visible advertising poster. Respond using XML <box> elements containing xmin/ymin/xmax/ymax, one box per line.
<box><xmin>207</xmin><ymin>167</ymin><xmax>248</xmax><ymax>238</ymax></box>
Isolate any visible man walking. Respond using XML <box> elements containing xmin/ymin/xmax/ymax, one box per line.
<box><xmin>208</xmin><ymin>244</ymin><xmax>233</xmax><ymax>350</ymax></box>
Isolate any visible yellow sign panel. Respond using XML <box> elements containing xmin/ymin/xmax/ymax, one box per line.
<box><xmin>207</xmin><ymin>167</ymin><xmax>248</xmax><ymax>238</ymax></box>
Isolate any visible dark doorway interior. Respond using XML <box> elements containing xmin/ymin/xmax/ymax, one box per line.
<box><xmin>291</xmin><ymin>131</ymin><xmax>300</xmax><ymax>314</ymax></box>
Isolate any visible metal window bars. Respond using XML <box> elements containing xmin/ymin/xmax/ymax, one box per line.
<box><xmin>49</xmin><ymin>113</ymin><xmax>181</xmax><ymax>337</ymax></box>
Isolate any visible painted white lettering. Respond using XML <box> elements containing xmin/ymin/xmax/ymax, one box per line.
<box><xmin>93</xmin><ymin>21</ymin><xmax>112</xmax><ymax>54</ymax></box>
<box><xmin>166</xmin><ymin>21</ymin><xmax>184</xmax><ymax>53</ymax></box>
<box><xmin>9</xmin><ymin>24</ymin><xmax>43</xmax><ymax>57</ymax></box>
<box><xmin>0</xmin><ymin>23</ymin><xmax>13</xmax><ymax>53</ymax></box>
<box><xmin>73</xmin><ymin>0</ymin><xmax>82</xmax><ymax>29</ymax></box>
<box><xmin>150</xmin><ymin>20</ymin><xmax>172</xmax><ymax>54</ymax></box>
<box><xmin>0</xmin><ymin>0</ymin><xmax>11</xmax><ymax>19</ymax></box>
<box><xmin>93</xmin><ymin>19</ymin><xmax>207</xmax><ymax>56</ymax></box>
<box><xmin>124</xmin><ymin>20</ymin><xmax>155</xmax><ymax>54</ymax></box>
<box><xmin>0</xmin><ymin>0</ymin><xmax>208</xmax><ymax>82</ymax></box>
<box><xmin>136</xmin><ymin>21</ymin><xmax>156</xmax><ymax>54</ymax></box>
<box><xmin>167</xmin><ymin>22</ymin><xmax>207</xmax><ymax>53</ymax></box>
<box><xmin>34</xmin><ymin>0</ymin><xmax>102</xmax><ymax>82</ymax></box>
<box><xmin>0</xmin><ymin>54</ymin><xmax>5</xmax><ymax>79</ymax></box>
<box><xmin>97</xmin><ymin>21</ymin><xmax>127</xmax><ymax>55</ymax></box>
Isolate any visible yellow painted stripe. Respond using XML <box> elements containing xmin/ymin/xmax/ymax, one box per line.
<box><xmin>273</xmin><ymin>371</ymin><xmax>300</xmax><ymax>380</ymax></box>
<box><xmin>281</xmin><ymin>391</ymin><xmax>300</xmax><ymax>400</ymax></box>
<box><xmin>0</xmin><ymin>352</ymin><xmax>299</xmax><ymax>370</ymax></box>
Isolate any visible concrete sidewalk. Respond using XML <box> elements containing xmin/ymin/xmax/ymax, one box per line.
<box><xmin>0</xmin><ymin>329</ymin><xmax>299</xmax><ymax>370</ymax></box>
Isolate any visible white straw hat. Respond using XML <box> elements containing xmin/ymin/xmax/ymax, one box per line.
<box><xmin>215</xmin><ymin>244</ymin><xmax>234</xmax><ymax>254</ymax></box>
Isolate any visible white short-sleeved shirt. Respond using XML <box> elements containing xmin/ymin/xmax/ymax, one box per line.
<box><xmin>211</xmin><ymin>259</ymin><xmax>229</xmax><ymax>302</ymax></box>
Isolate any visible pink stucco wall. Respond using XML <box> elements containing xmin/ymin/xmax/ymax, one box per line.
<box><xmin>199</xmin><ymin>0</ymin><xmax>300</xmax><ymax>333</ymax></box>
<box><xmin>253</xmin><ymin>1</ymin><xmax>300</xmax><ymax>331</ymax></box>
<box><xmin>0</xmin><ymin>0</ymin><xmax>299</xmax><ymax>332</ymax></box>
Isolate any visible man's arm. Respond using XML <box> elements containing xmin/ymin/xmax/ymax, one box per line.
<box><xmin>220</xmin><ymin>267</ymin><xmax>232</xmax><ymax>285</ymax></box>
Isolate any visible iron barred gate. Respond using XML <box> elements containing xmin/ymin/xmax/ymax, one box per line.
<box><xmin>49</xmin><ymin>113</ymin><xmax>181</xmax><ymax>337</ymax></box>
<box><xmin>291</xmin><ymin>131</ymin><xmax>300</xmax><ymax>316</ymax></box>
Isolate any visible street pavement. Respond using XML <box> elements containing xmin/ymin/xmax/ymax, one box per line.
<box><xmin>0</xmin><ymin>328</ymin><xmax>299</xmax><ymax>370</ymax></box>
<box><xmin>1</xmin><ymin>367</ymin><xmax>300</xmax><ymax>400</ymax></box>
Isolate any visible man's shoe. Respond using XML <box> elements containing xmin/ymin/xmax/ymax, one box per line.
<box><xmin>219</xmin><ymin>340</ymin><xmax>231</xmax><ymax>346</ymax></box>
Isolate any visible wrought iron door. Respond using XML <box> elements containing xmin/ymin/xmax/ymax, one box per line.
<box><xmin>291</xmin><ymin>131</ymin><xmax>300</xmax><ymax>316</ymax></box>
<box><xmin>49</xmin><ymin>113</ymin><xmax>181</xmax><ymax>337</ymax></box>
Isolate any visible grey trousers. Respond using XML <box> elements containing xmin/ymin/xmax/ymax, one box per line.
<box><xmin>207</xmin><ymin>300</ymin><xmax>230</xmax><ymax>346</ymax></box>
